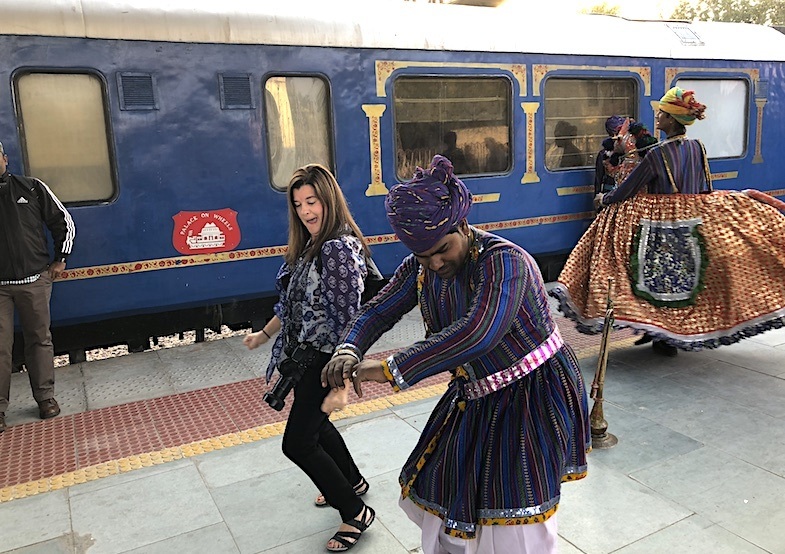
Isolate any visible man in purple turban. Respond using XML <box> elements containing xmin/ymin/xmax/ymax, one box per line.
<box><xmin>322</xmin><ymin>155</ymin><xmax>590</xmax><ymax>553</ymax></box>
<box><xmin>385</xmin><ymin>155</ymin><xmax>472</xmax><ymax>254</ymax></box>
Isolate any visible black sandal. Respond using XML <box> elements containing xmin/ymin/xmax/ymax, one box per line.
<box><xmin>315</xmin><ymin>477</ymin><xmax>369</xmax><ymax>507</ymax></box>
<box><xmin>326</xmin><ymin>505</ymin><xmax>375</xmax><ymax>552</ymax></box>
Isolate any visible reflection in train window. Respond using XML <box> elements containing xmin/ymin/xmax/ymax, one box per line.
<box><xmin>264</xmin><ymin>76</ymin><xmax>333</xmax><ymax>190</ymax></box>
<box><xmin>544</xmin><ymin>78</ymin><xmax>637</xmax><ymax>171</ymax></box>
<box><xmin>675</xmin><ymin>79</ymin><xmax>747</xmax><ymax>159</ymax></box>
<box><xmin>393</xmin><ymin>77</ymin><xmax>512</xmax><ymax>179</ymax></box>
<box><xmin>15</xmin><ymin>72</ymin><xmax>116</xmax><ymax>204</ymax></box>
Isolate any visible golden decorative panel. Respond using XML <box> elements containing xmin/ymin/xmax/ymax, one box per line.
<box><xmin>375</xmin><ymin>60</ymin><xmax>527</xmax><ymax>97</ymax></box>
<box><xmin>521</xmin><ymin>102</ymin><xmax>540</xmax><ymax>184</ymax></box>
<box><xmin>362</xmin><ymin>104</ymin><xmax>388</xmax><ymax>196</ymax></box>
<box><xmin>533</xmin><ymin>65</ymin><xmax>651</xmax><ymax>96</ymax></box>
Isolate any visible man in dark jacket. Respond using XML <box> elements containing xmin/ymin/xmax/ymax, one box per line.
<box><xmin>0</xmin><ymin>141</ymin><xmax>75</xmax><ymax>432</ymax></box>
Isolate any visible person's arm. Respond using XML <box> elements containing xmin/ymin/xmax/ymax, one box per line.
<box><xmin>243</xmin><ymin>315</ymin><xmax>281</xmax><ymax>350</ymax></box>
<box><xmin>599</xmin><ymin>148</ymin><xmax>658</xmax><ymax>206</ymax></box>
<box><xmin>35</xmin><ymin>179</ymin><xmax>75</xmax><ymax>278</ymax></box>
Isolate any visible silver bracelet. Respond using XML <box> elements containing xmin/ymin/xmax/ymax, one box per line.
<box><xmin>332</xmin><ymin>343</ymin><xmax>362</xmax><ymax>362</ymax></box>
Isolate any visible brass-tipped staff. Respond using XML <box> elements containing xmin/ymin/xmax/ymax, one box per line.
<box><xmin>590</xmin><ymin>277</ymin><xmax>618</xmax><ymax>449</ymax></box>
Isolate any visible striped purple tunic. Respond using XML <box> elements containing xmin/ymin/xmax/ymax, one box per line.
<box><xmin>602</xmin><ymin>137</ymin><xmax>711</xmax><ymax>204</ymax></box>
<box><xmin>340</xmin><ymin>229</ymin><xmax>590</xmax><ymax>538</ymax></box>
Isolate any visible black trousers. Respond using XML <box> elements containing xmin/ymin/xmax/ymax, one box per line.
<box><xmin>281</xmin><ymin>355</ymin><xmax>364</xmax><ymax>522</ymax></box>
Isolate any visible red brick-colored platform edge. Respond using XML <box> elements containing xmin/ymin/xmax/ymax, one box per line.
<box><xmin>0</xmin><ymin>322</ymin><xmax>635</xmax><ymax>502</ymax></box>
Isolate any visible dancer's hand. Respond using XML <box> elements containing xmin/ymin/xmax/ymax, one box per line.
<box><xmin>322</xmin><ymin>355</ymin><xmax>357</xmax><ymax>389</ymax></box>
<box><xmin>351</xmin><ymin>360</ymin><xmax>387</xmax><ymax>398</ymax></box>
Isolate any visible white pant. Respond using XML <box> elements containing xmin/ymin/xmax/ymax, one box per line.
<box><xmin>400</xmin><ymin>497</ymin><xmax>558</xmax><ymax>554</ymax></box>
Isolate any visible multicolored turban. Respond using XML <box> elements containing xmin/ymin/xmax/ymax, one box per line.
<box><xmin>659</xmin><ymin>87</ymin><xmax>706</xmax><ymax>126</ymax></box>
<box><xmin>385</xmin><ymin>155</ymin><xmax>473</xmax><ymax>253</ymax></box>
<box><xmin>605</xmin><ymin>115</ymin><xmax>626</xmax><ymax>136</ymax></box>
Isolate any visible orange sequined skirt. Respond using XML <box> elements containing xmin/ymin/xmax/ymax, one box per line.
<box><xmin>550</xmin><ymin>191</ymin><xmax>785</xmax><ymax>350</ymax></box>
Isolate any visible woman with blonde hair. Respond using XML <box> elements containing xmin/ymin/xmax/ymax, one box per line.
<box><xmin>244</xmin><ymin>164</ymin><xmax>375</xmax><ymax>552</ymax></box>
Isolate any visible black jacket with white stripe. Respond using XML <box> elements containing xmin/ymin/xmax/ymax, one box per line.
<box><xmin>0</xmin><ymin>172</ymin><xmax>76</xmax><ymax>281</ymax></box>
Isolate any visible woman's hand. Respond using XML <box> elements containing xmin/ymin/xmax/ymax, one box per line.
<box><xmin>351</xmin><ymin>360</ymin><xmax>387</xmax><ymax>398</ymax></box>
<box><xmin>243</xmin><ymin>331</ymin><xmax>266</xmax><ymax>350</ymax></box>
<box><xmin>322</xmin><ymin>354</ymin><xmax>358</xmax><ymax>389</ymax></box>
<box><xmin>593</xmin><ymin>193</ymin><xmax>605</xmax><ymax>211</ymax></box>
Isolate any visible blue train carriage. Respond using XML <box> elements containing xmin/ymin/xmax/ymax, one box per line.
<box><xmin>1</xmin><ymin>1</ymin><xmax>784</xmax><ymax>359</ymax></box>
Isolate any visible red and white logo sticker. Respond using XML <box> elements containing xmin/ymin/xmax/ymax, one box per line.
<box><xmin>172</xmin><ymin>209</ymin><xmax>241</xmax><ymax>255</ymax></box>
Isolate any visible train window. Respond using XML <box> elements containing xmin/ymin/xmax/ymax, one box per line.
<box><xmin>675</xmin><ymin>79</ymin><xmax>747</xmax><ymax>159</ymax></box>
<box><xmin>393</xmin><ymin>77</ymin><xmax>512</xmax><ymax>179</ymax></box>
<box><xmin>15</xmin><ymin>72</ymin><xmax>115</xmax><ymax>204</ymax></box>
<box><xmin>544</xmin><ymin>78</ymin><xmax>636</xmax><ymax>171</ymax></box>
<box><xmin>263</xmin><ymin>76</ymin><xmax>333</xmax><ymax>190</ymax></box>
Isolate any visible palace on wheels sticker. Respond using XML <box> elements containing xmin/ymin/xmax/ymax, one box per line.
<box><xmin>172</xmin><ymin>209</ymin><xmax>241</xmax><ymax>254</ymax></box>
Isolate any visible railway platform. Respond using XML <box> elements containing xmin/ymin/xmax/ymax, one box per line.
<box><xmin>1</xmin><ymin>290</ymin><xmax>785</xmax><ymax>553</ymax></box>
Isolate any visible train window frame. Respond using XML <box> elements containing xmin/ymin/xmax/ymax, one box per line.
<box><xmin>12</xmin><ymin>69</ymin><xmax>119</xmax><ymax>206</ymax></box>
<box><xmin>673</xmin><ymin>78</ymin><xmax>748</xmax><ymax>160</ymax></box>
<box><xmin>262</xmin><ymin>74</ymin><xmax>335</xmax><ymax>191</ymax></box>
<box><xmin>392</xmin><ymin>75</ymin><xmax>513</xmax><ymax>180</ymax></box>
<box><xmin>543</xmin><ymin>77</ymin><xmax>638</xmax><ymax>172</ymax></box>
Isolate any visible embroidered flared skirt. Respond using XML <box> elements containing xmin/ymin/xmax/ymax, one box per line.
<box><xmin>551</xmin><ymin>191</ymin><xmax>785</xmax><ymax>350</ymax></box>
<box><xmin>398</xmin><ymin>346</ymin><xmax>589</xmax><ymax>539</ymax></box>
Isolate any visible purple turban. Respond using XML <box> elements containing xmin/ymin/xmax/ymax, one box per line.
<box><xmin>605</xmin><ymin>115</ymin><xmax>626</xmax><ymax>136</ymax></box>
<box><xmin>385</xmin><ymin>155</ymin><xmax>473</xmax><ymax>253</ymax></box>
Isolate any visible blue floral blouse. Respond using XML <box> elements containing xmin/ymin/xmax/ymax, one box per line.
<box><xmin>266</xmin><ymin>234</ymin><xmax>367</xmax><ymax>381</ymax></box>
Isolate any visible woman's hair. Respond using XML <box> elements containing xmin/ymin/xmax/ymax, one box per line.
<box><xmin>284</xmin><ymin>164</ymin><xmax>370</xmax><ymax>266</ymax></box>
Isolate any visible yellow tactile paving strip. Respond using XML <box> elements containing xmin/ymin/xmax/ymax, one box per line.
<box><xmin>0</xmin><ymin>335</ymin><xmax>637</xmax><ymax>504</ymax></box>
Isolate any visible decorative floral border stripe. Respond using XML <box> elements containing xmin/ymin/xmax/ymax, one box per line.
<box><xmin>58</xmin><ymin>212</ymin><xmax>593</xmax><ymax>282</ymax></box>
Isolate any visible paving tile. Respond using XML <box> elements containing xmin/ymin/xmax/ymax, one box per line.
<box><xmin>338</xmin><ymin>415</ymin><xmax>423</xmax><ymax>480</ymax></box>
<box><xmin>614</xmin><ymin>514</ymin><xmax>768</xmax><ymax>554</ymax></box>
<box><xmin>558</xmin><ymin>537</ymin><xmax>586</xmax><ymax>554</ymax></box>
<box><xmin>364</xmin><ymin>469</ymin><xmax>421</xmax><ymax>552</ymax></box>
<box><xmin>665</xmin><ymin>359</ymin><xmax>785</xmax><ymax>418</ymax></box>
<box><xmin>68</xmin><ymin>459</ymin><xmax>192</xmax><ymax>497</ymax></box>
<box><xmin>4</xmin><ymin>534</ymin><xmax>77</xmax><ymax>554</ymax></box>
<box><xmin>84</xmin><ymin>358</ymin><xmax>175</xmax><ymax>410</ymax></box>
<box><xmin>586</xmin><ymin>403</ymin><xmax>703</xmax><ymax>474</ymax></box>
<box><xmin>0</xmin><ymin>416</ymin><xmax>76</xmax><ymax>487</ymax></box>
<box><xmin>210</xmin><ymin>378</ymin><xmax>270</xmax><ymax>431</ymax></box>
<box><xmin>699</xmin><ymin>338</ymin><xmax>785</xmax><ymax>377</ymax></box>
<box><xmin>210</xmin><ymin>467</ymin><xmax>337</xmax><ymax>553</ymax></box>
<box><xmin>258</xmin><ymin>521</ymin><xmax>410</xmax><ymax>554</ymax></box>
<box><xmin>165</xmin><ymin>351</ymin><xmax>256</xmax><ymax>394</ymax></box>
<box><xmin>147</xmin><ymin>389</ymin><xmax>238</xmax><ymax>448</ymax></box>
<box><xmin>745</xmin><ymin>327</ymin><xmax>785</xmax><ymax>348</ymax></box>
<box><xmin>194</xmin><ymin>435</ymin><xmax>292</xmax><ymax>489</ymax></box>
<box><xmin>70</xmin><ymin>464</ymin><xmax>222</xmax><ymax>554</ymax></box>
<box><xmin>558</xmin><ymin>460</ymin><xmax>693</xmax><ymax>554</ymax></box>
<box><xmin>631</xmin><ymin>447</ymin><xmax>785</xmax><ymax>553</ymax></box>
<box><xmin>0</xmin><ymin>490</ymin><xmax>71</xmax><ymax>551</ymax></box>
<box><xmin>74</xmin><ymin>402</ymin><xmax>163</xmax><ymax>467</ymax></box>
<box><xmin>638</xmin><ymin>393</ymin><xmax>785</xmax><ymax>477</ymax></box>
<box><xmin>124</xmin><ymin>522</ymin><xmax>240</xmax><ymax>553</ymax></box>
<box><xmin>388</xmin><ymin>396</ymin><xmax>440</xmax><ymax>420</ymax></box>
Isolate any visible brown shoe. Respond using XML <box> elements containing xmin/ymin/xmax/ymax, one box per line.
<box><xmin>0</xmin><ymin>413</ymin><xmax>6</xmax><ymax>432</ymax></box>
<box><xmin>38</xmin><ymin>398</ymin><xmax>61</xmax><ymax>419</ymax></box>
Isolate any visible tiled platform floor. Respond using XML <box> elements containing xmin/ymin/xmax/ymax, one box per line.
<box><xmin>0</xmin><ymin>306</ymin><xmax>635</xmax><ymax>503</ymax></box>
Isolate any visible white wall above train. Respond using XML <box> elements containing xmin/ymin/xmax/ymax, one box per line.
<box><xmin>4</xmin><ymin>0</ymin><xmax>785</xmax><ymax>62</ymax></box>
